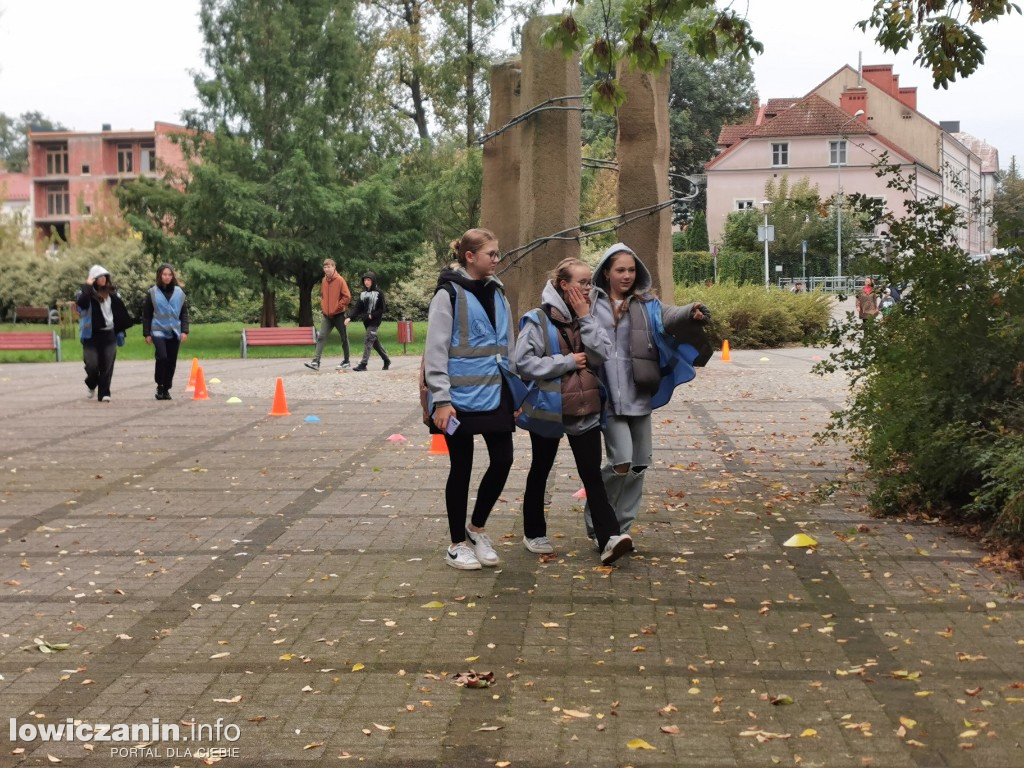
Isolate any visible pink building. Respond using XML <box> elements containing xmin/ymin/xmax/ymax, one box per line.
<box><xmin>27</xmin><ymin>122</ymin><xmax>188</xmax><ymax>242</ymax></box>
<box><xmin>706</xmin><ymin>65</ymin><xmax>997</xmax><ymax>261</ymax></box>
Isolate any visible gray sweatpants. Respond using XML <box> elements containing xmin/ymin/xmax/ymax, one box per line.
<box><xmin>584</xmin><ymin>414</ymin><xmax>652</xmax><ymax>537</ymax></box>
<box><xmin>358</xmin><ymin>325</ymin><xmax>390</xmax><ymax>366</ymax></box>
<box><xmin>312</xmin><ymin>313</ymin><xmax>350</xmax><ymax>364</ymax></box>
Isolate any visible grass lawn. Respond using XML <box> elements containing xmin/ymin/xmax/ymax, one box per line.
<box><xmin>0</xmin><ymin>321</ymin><xmax>427</xmax><ymax>364</ymax></box>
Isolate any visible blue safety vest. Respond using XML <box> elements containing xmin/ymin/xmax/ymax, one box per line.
<box><xmin>515</xmin><ymin>309</ymin><xmax>565</xmax><ymax>439</ymax></box>
<box><xmin>77</xmin><ymin>302</ymin><xmax>93</xmax><ymax>341</ymax></box>
<box><xmin>646</xmin><ymin>298</ymin><xmax>701</xmax><ymax>409</ymax></box>
<box><xmin>149</xmin><ymin>286</ymin><xmax>185</xmax><ymax>338</ymax></box>
<box><xmin>448</xmin><ymin>284</ymin><xmax>512</xmax><ymax>413</ymax></box>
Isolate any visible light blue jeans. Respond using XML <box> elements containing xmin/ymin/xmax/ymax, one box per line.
<box><xmin>584</xmin><ymin>414</ymin><xmax>652</xmax><ymax>537</ymax></box>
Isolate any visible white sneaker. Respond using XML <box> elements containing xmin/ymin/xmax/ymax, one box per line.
<box><xmin>600</xmin><ymin>534</ymin><xmax>633</xmax><ymax>565</ymax></box>
<box><xmin>445</xmin><ymin>542</ymin><xmax>482</xmax><ymax>570</ymax></box>
<box><xmin>99</xmin><ymin>395</ymin><xmax>111</xmax><ymax>403</ymax></box>
<box><xmin>523</xmin><ymin>535</ymin><xmax>554</xmax><ymax>554</ymax></box>
<box><xmin>87</xmin><ymin>387</ymin><xmax>96</xmax><ymax>400</ymax></box>
<box><xmin>337</xmin><ymin>361</ymin><xmax>351</xmax><ymax>370</ymax></box>
<box><xmin>466</xmin><ymin>528</ymin><xmax>500</xmax><ymax>567</ymax></box>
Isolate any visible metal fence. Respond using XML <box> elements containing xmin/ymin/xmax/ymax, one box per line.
<box><xmin>776</xmin><ymin>276</ymin><xmax>879</xmax><ymax>294</ymax></box>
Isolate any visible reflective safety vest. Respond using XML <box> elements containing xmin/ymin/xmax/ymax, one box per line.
<box><xmin>149</xmin><ymin>285</ymin><xmax>185</xmax><ymax>338</ymax></box>
<box><xmin>515</xmin><ymin>309</ymin><xmax>564</xmax><ymax>439</ymax></box>
<box><xmin>448</xmin><ymin>284</ymin><xmax>512</xmax><ymax>413</ymax></box>
<box><xmin>78</xmin><ymin>302</ymin><xmax>93</xmax><ymax>341</ymax></box>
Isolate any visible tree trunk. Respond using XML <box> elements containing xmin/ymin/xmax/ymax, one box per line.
<box><xmin>404</xmin><ymin>0</ymin><xmax>430</xmax><ymax>141</ymax></box>
<box><xmin>464</xmin><ymin>0</ymin><xmax>476</xmax><ymax>147</ymax></box>
<box><xmin>297</xmin><ymin>276</ymin><xmax>317</xmax><ymax>327</ymax></box>
<box><xmin>260</xmin><ymin>272</ymin><xmax>277</xmax><ymax>327</ymax></box>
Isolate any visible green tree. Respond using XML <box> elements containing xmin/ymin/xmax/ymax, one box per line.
<box><xmin>0</xmin><ymin>111</ymin><xmax>66</xmax><ymax>172</ymax></box>
<box><xmin>120</xmin><ymin>0</ymin><xmax>422</xmax><ymax>327</ymax></box>
<box><xmin>993</xmin><ymin>156</ymin><xmax>1024</xmax><ymax>250</ymax></box>
<box><xmin>547</xmin><ymin>0</ymin><xmax>1020</xmax><ymax>113</ymax></box>
<box><xmin>683</xmin><ymin>210</ymin><xmax>709</xmax><ymax>251</ymax></box>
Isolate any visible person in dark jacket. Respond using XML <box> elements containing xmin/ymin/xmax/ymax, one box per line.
<box><xmin>76</xmin><ymin>264</ymin><xmax>132</xmax><ymax>403</ymax></box>
<box><xmin>345</xmin><ymin>271</ymin><xmax>391</xmax><ymax>371</ymax></box>
<box><xmin>514</xmin><ymin>258</ymin><xmax>633</xmax><ymax>565</ymax></box>
<box><xmin>142</xmin><ymin>263</ymin><xmax>189</xmax><ymax>400</ymax></box>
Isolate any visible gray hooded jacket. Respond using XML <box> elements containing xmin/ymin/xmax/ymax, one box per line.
<box><xmin>591</xmin><ymin>243</ymin><xmax>706</xmax><ymax>417</ymax></box>
<box><xmin>513</xmin><ymin>280</ymin><xmax>612</xmax><ymax>436</ymax></box>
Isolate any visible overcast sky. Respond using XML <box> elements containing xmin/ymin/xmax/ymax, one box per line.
<box><xmin>2</xmin><ymin>0</ymin><xmax>1022</xmax><ymax>166</ymax></box>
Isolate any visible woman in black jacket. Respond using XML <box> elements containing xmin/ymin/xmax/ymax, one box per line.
<box><xmin>76</xmin><ymin>264</ymin><xmax>132</xmax><ymax>403</ymax></box>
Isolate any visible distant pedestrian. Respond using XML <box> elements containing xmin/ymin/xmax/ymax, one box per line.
<box><xmin>142</xmin><ymin>263</ymin><xmax>189</xmax><ymax>400</ymax></box>
<box><xmin>856</xmin><ymin>278</ymin><xmax>879</xmax><ymax>323</ymax></box>
<box><xmin>586</xmin><ymin>243</ymin><xmax>712</xmax><ymax>544</ymax></box>
<box><xmin>305</xmin><ymin>259</ymin><xmax>352</xmax><ymax>371</ymax></box>
<box><xmin>515</xmin><ymin>258</ymin><xmax>633</xmax><ymax>565</ymax></box>
<box><xmin>424</xmin><ymin>228</ymin><xmax>519</xmax><ymax>570</ymax></box>
<box><xmin>879</xmin><ymin>287</ymin><xmax>895</xmax><ymax>317</ymax></box>
<box><xmin>345</xmin><ymin>272</ymin><xmax>390</xmax><ymax>371</ymax></box>
<box><xmin>76</xmin><ymin>265</ymin><xmax>132</xmax><ymax>403</ymax></box>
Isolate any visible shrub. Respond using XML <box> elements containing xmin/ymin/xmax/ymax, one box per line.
<box><xmin>817</xmin><ymin>166</ymin><xmax>1024</xmax><ymax>540</ymax></box>
<box><xmin>674</xmin><ymin>280</ymin><xmax>832</xmax><ymax>348</ymax></box>
<box><xmin>672</xmin><ymin>251</ymin><xmax>714</xmax><ymax>285</ymax></box>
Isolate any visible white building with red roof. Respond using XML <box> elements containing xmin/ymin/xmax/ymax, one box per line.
<box><xmin>0</xmin><ymin>171</ymin><xmax>32</xmax><ymax>243</ymax></box>
<box><xmin>705</xmin><ymin>64</ymin><xmax>997</xmax><ymax>261</ymax></box>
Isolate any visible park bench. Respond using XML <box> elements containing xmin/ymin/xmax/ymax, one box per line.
<box><xmin>13</xmin><ymin>306</ymin><xmax>57</xmax><ymax>324</ymax></box>
<box><xmin>240</xmin><ymin>326</ymin><xmax>318</xmax><ymax>358</ymax></box>
<box><xmin>0</xmin><ymin>331</ymin><xmax>62</xmax><ymax>361</ymax></box>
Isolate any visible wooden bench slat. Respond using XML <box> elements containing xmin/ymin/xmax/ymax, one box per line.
<box><xmin>0</xmin><ymin>331</ymin><xmax>62</xmax><ymax>361</ymax></box>
<box><xmin>240</xmin><ymin>327</ymin><xmax>317</xmax><ymax>358</ymax></box>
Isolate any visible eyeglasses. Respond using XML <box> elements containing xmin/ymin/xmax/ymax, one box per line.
<box><xmin>575</xmin><ymin>279</ymin><xmax>592</xmax><ymax>288</ymax></box>
<box><xmin>480</xmin><ymin>250</ymin><xmax>501</xmax><ymax>261</ymax></box>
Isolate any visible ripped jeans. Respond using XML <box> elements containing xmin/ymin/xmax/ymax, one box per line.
<box><xmin>584</xmin><ymin>414</ymin><xmax>652</xmax><ymax>537</ymax></box>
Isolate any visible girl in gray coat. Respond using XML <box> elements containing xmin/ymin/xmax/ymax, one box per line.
<box><xmin>514</xmin><ymin>259</ymin><xmax>634</xmax><ymax>565</ymax></box>
<box><xmin>585</xmin><ymin>244</ymin><xmax>711</xmax><ymax>544</ymax></box>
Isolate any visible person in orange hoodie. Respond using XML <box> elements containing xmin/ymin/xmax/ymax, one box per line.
<box><xmin>305</xmin><ymin>259</ymin><xmax>352</xmax><ymax>370</ymax></box>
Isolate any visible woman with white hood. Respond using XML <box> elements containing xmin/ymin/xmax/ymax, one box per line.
<box><xmin>584</xmin><ymin>243</ymin><xmax>713</xmax><ymax>545</ymax></box>
<box><xmin>514</xmin><ymin>258</ymin><xmax>633</xmax><ymax>565</ymax></box>
<box><xmin>76</xmin><ymin>264</ymin><xmax>132</xmax><ymax>402</ymax></box>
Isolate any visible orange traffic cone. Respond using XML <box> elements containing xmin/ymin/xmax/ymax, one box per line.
<box><xmin>269</xmin><ymin>377</ymin><xmax>290</xmax><ymax>416</ymax></box>
<box><xmin>429</xmin><ymin>433</ymin><xmax>449</xmax><ymax>455</ymax></box>
<box><xmin>185</xmin><ymin>357</ymin><xmax>199</xmax><ymax>392</ymax></box>
<box><xmin>192</xmin><ymin>366</ymin><xmax>209</xmax><ymax>400</ymax></box>
<box><xmin>721</xmin><ymin>340</ymin><xmax>732</xmax><ymax>363</ymax></box>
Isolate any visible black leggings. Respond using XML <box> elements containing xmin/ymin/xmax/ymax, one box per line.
<box><xmin>153</xmin><ymin>335</ymin><xmax>181</xmax><ymax>390</ymax></box>
<box><xmin>523</xmin><ymin>427</ymin><xmax>620</xmax><ymax>548</ymax></box>
<box><xmin>444</xmin><ymin>430</ymin><xmax>514</xmax><ymax>544</ymax></box>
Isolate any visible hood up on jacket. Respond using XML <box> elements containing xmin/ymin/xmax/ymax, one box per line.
<box><xmin>592</xmin><ymin>243</ymin><xmax>652</xmax><ymax>297</ymax></box>
<box><xmin>361</xmin><ymin>271</ymin><xmax>378</xmax><ymax>291</ymax></box>
<box><xmin>540</xmin><ymin>280</ymin><xmax>572</xmax><ymax>320</ymax></box>
<box><xmin>88</xmin><ymin>264</ymin><xmax>111</xmax><ymax>282</ymax></box>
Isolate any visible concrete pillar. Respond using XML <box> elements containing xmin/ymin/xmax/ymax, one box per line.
<box><xmin>616</xmin><ymin>60</ymin><xmax>674</xmax><ymax>300</ymax></box>
<box><xmin>481</xmin><ymin>59</ymin><xmax>523</xmax><ymax>315</ymax></box>
<box><xmin>509</xmin><ymin>15</ymin><xmax>581</xmax><ymax>319</ymax></box>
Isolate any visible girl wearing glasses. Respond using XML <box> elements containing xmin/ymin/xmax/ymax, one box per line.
<box><xmin>585</xmin><ymin>243</ymin><xmax>712</xmax><ymax>547</ymax></box>
<box><xmin>424</xmin><ymin>228</ymin><xmax>520</xmax><ymax>570</ymax></box>
<box><xmin>514</xmin><ymin>258</ymin><xmax>633</xmax><ymax>564</ymax></box>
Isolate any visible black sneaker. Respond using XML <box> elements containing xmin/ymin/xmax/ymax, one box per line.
<box><xmin>353</xmin><ymin>364</ymin><xmax>367</xmax><ymax>372</ymax></box>
<box><xmin>382</xmin><ymin>359</ymin><xmax>391</xmax><ymax>370</ymax></box>
<box><xmin>304</xmin><ymin>360</ymin><xmax>320</xmax><ymax>371</ymax></box>
<box><xmin>155</xmin><ymin>387</ymin><xmax>164</xmax><ymax>400</ymax></box>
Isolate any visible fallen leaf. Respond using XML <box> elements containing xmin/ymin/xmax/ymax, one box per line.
<box><xmin>303</xmin><ymin>743</ymin><xmax>324</xmax><ymax>750</ymax></box>
<box><xmin>212</xmin><ymin>695</ymin><xmax>242</xmax><ymax>703</ymax></box>
<box><xmin>800</xmin><ymin>729</ymin><xmax>817</xmax><ymax>738</ymax></box>
<box><xmin>562</xmin><ymin>710</ymin><xmax>591</xmax><ymax>719</ymax></box>
<box><xmin>420</xmin><ymin>601</ymin><xmax>444</xmax><ymax>609</ymax></box>
<box><xmin>351</xmin><ymin>663</ymin><xmax>365</xmax><ymax>672</ymax></box>
<box><xmin>475</xmin><ymin>725</ymin><xmax>503</xmax><ymax>731</ymax></box>
<box><xmin>373</xmin><ymin>723</ymin><xmax>394</xmax><ymax>731</ymax></box>
<box><xmin>626</xmin><ymin>738</ymin><xmax>655</xmax><ymax>750</ymax></box>
<box><xmin>660</xmin><ymin>725</ymin><xmax>680</xmax><ymax>734</ymax></box>
<box><xmin>209</xmin><ymin>652</ymin><xmax>230</xmax><ymax>659</ymax></box>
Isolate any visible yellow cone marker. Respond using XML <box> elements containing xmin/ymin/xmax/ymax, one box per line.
<box><xmin>783</xmin><ymin>533</ymin><xmax>818</xmax><ymax>548</ymax></box>
<box><xmin>226</xmin><ymin>397</ymin><xmax>242</xmax><ymax>404</ymax></box>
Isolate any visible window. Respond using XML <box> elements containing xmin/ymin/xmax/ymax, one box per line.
<box><xmin>45</xmin><ymin>145</ymin><xmax>69</xmax><ymax>175</ymax></box>
<box><xmin>735</xmin><ymin>200</ymin><xmax>755</xmax><ymax>211</ymax></box>
<box><xmin>117</xmin><ymin>143</ymin><xmax>134</xmax><ymax>173</ymax></box>
<box><xmin>140</xmin><ymin>143</ymin><xmax>156</xmax><ymax>173</ymax></box>
<box><xmin>829</xmin><ymin>140</ymin><xmax>847</xmax><ymax>166</ymax></box>
<box><xmin>46</xmin><ymin>184</ymin><xmax>70</xmax><ymax>216</ymax></box>
<box><xmin>771</xmin><ymin>142</ymin><xmax>789</xmax><ymax>166</ymax></box>
<box><xmin>81</xmin><ymin>164</ymin><xmax>90</xmax><ymax>175</ymax></box>
<box><xmin>865</xmin><ymin>196</ymin><xmax>885</xmax><ymax>217</ymax></box>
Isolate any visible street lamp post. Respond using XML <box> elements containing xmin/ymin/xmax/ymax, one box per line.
<box><xmin>761</xmin><ymin>199</ymin><xmax>770</xmax><ymax>289</ymax></box>
<box><xmin>836</xmin><ymin>109</ymin><xmax>865</xmax><ymax>285</ymax></box>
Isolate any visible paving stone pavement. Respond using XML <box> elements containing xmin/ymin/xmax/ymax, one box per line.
<box><xmin>1</xmin><ymin>349</ymin><xmax>1022</xmax><ymax>767</ymax></box>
